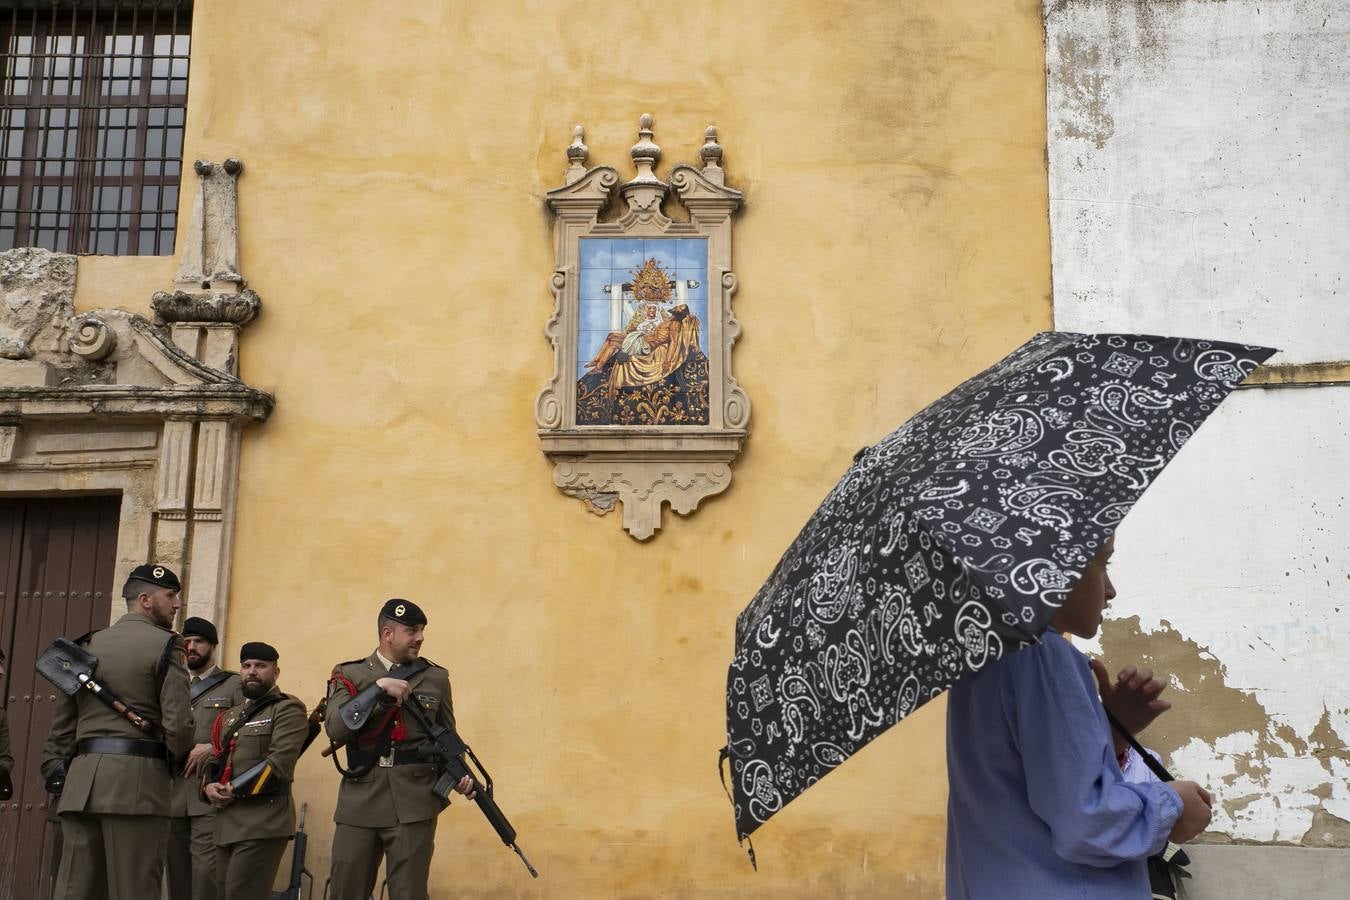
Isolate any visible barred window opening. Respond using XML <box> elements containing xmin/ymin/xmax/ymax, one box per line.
<box><xmin>0</xmin><ymin>1</ymin><xmax>192</xmax><ymax>256</ymax></box>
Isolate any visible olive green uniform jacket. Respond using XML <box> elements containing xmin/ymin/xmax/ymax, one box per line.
<box><xmin>324</xmin><ymin>652</ymin><xmax>456</xmax><ymax>827</ymax></box>
<box><xmin>41</xmin><ymin>612</ymin><xmax>195</xmax><ymax>814</ymax></box>
<box><xmin>173</xmin><ymin>668</ymin><xmax>244</xmax><ymax>816</ymax></box>
<box><xmin>207</xmin><ymin>688</ymin><xmax>309</xmax><ymax>845</ymax></box>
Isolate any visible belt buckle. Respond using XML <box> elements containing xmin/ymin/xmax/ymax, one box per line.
<box><xmin>378</xmin><ymin>748</ymin><xmax>394</xmax><ymax>768</ymax></box>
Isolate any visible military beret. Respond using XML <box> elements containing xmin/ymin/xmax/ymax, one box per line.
<box><xmin>182</xmin><ymin>617</ymin><xmax>218</xmax><ymax>645</ymax></box>
<box><xmin>380</xmin><ymin>598</ymin><xmax>427</xmax><ymax>627</ymax></box>
<box><xmin>239</xmin><ymin>641</ymin><xmax>279</xmax><ymax>663</ymax></box>
<box><xmin>126</xmin><ymin>563</ymin><xmax>181</xmax><ymax>592</ymax></box>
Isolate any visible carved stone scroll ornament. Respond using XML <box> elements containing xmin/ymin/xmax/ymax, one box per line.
<box><xmin>537</xmin><ymin>116</ymin><xmax>748</xmax><ymax>540</ymax></box>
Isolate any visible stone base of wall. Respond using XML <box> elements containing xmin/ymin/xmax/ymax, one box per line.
<box><xmin>1183</xmin><ymin>845</ymin><xmax>1349</xmax><ymax>899</ymax></box>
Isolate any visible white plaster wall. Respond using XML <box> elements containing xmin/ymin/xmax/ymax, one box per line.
<box><xmin>1046</xmin><ymin>0</ymin><xmax>1350</xmax><ymax>844</ymax></box>
<box><xmin>1046</xmin><ymin>0</ymin><xmax>1350</xmax><ymax>365</ymax></box>
<box><xmin>1083</xmin><ymin>386</ymin><xmax>1350</xmax><ymax>842</ymax></box>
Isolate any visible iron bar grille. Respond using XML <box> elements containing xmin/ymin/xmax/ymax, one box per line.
<box><xmin>0</xmin><ymin>1</ymin><xmax>192</xmax><ymax>255</ymax></box>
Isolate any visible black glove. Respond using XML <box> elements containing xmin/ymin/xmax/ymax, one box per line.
<box><xmin>44</xmin><ymin>762</ymin><xmax>66</xmax><ymax>796</ymax></box>
<box><xmin>0</xmin><ymin>767</ymin><xmax>12</xmax><ymax>801</ymax></box>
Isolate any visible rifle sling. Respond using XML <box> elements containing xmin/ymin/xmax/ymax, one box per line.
<box><xmin>191</xmin><ymin>670</ymin><xmax>232</xmax><ymax>704</ymax></box>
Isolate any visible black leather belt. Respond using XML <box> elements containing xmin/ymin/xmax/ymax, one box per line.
<box><xmin>379</xmin><ymin>745</ymin><xmax>429</xmax><ymax>767</ymax></box>
<box><xmin>76</xmin><ymin>738</ymin><xmax>167</xmax><ymax>760</ymax></box>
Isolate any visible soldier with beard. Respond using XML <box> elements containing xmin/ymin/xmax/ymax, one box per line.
<box><xmin>41</xmin><ymin>563</ymin><xmax>194</xmax><ymax>900</ymax></box>
<box><xmin>202</xmin><ymin>642</ymin><xmax>308</xmax><ymax>900</ymax></box>
<box><xmin>167</xmin><ymin>617</ymin><xmax>242</xmax><ymax>900</ymax></box>
<box><xmin>323</xmin><ymin>599</ymin><xmax>475</xmax><ymax>900</ymax></box>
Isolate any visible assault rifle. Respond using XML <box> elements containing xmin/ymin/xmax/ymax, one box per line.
<box><xmin>270</xmin><ymin>802</ymin><xmax>313</xmax><ymax>900</ymax></box>
<box><xmin>396</xmin><ymin>697</ymin><xmax>539</xmax><ymax>879</ymax></box>
<box><xmin>322</xmin><ymin>662</ymin><xmax>538</xmax><ymax>879</ymax></box>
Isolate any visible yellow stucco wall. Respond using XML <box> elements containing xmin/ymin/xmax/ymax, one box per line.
<box><xmin>77</xmin><ymin>1</ymin><xmax>1051</xmax><ymax>895</ymax></box>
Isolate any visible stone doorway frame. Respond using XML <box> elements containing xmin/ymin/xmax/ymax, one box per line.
<box><xmin>0</xmin><ymin>160</ymin><xmax>272</xmax><ymax>635</ymax></box>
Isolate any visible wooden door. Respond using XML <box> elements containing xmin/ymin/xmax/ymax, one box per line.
<box><xmin>0</xmin><ymin>495</ymin><xmax>120</xmax><ymax>900</ymax></box>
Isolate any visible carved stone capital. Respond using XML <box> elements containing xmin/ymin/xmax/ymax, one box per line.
<box><xmin>151</xmin><ymin>289</ymin><xmax>261</xmax><ymax>326</ymax></box>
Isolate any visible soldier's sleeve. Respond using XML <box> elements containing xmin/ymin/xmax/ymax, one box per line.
<box><xmin>266</xmin><ymin>699</ymin><xmax>311</xmax><ymax>782</ymax></box>
<box><xmin>200</xmin><ymin>707</ymin><xmax>228</xmax><ymax>784</ymax></box>
<box><xmin>40</xmin><ymin>691</ymin><xmax>77</xmax><ymax>779</ymax></box>
<box><xmin>159</xmin><ymin>633</ymin><xmax>194</xmax><ymax>757</ymax></box>
<box><xmin>438</xmin><ymin>669</ymin><xmax>457</xmax><ymax>732</ymax></box>
<box><xmin>324</xmin><ymin>664</ymin><xmax>358</xmax><ymax>744</ymax></box>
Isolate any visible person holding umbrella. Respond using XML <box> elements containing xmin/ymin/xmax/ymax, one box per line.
<box><xmin>946</xmin><ymin>534</ymin><xmax>1212</xmax><ymax>897</ymax></box>
<box><xmin>723</xmin><ymin>332</ymin><xmax>1275</xmax><ymax>896</ymax></box>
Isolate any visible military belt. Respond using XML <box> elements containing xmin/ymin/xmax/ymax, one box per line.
<box><xmin>76</xmin><ymin>737</ymin><xmax>167</xmax><ymax>760</ymax></box>
<box><xmin>378</xmin><ymin>744</ymin><xmax>430</xmax><ymax>767</ymax></box>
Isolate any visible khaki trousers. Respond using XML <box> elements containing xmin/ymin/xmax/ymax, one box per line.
<box><xmin>167</xmin><ymin>812</ymin><xmax>221</xmax><ymax>900</ymax></box>
<box><xmin>216</xmin><ymin>836</ymin><xmax>288</xmax><ymax>900</ymax></box>
<box><xmin>55</xmin><ymin>812</ymin><xmax>168</xmax><ymax>900</ymax></box>
<box><xmin>328</xmin><ymin>820</ymin><xmax>436</xmax><ymax>900</ymax></box>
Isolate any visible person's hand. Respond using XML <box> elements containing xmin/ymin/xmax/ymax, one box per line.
<box><xmin>181</xmin><ymin>742</ymin><xmax>213</xmax><ymax>777</ymax></box>
<box><xmin>1091</xmin><ymin>658</ymin><xmax>1171</xmax><ymax>737</ymax></box>
<box><xmin>376</xmin><ymin>677</ymin><xmax>411</xmax><ymax>705</ymax></box>
<box><xmin>453</xmin><ymin>775</ymin><xmax>477</xmax><ymax>800</ymax></box>
<box><xmin>1168</xmin><ymin>780</ymin><xmax>1213</xmax><ymax>843</ymax></box>
<box><xmin>203</xmin><ymin>781</ymin><xmax>234</xmax><ymax>809</ymax></box>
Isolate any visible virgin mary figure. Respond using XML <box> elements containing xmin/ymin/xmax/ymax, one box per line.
<box><xmin>584</xmin><ymin>258</ymin><xmax>701</xmax><ymax>391</ymax></box>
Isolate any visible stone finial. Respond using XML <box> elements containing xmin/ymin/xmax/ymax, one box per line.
<box><xmin>700</xmin><ymin>125</ymin><xmax>722</xmax><ymax>167</ymax></box>
<box><xmin>175</xmin><ymin>158</ymin><xmax>244</xmax><ymax>291</ymax></box>
<box><xmin>700</xmin><ymin>124</ymin><xmax>725</xmax><ymax>185</ymax></box>
<box><xmin>628</xmin><ymin>113</ymin><xmax>662</xmax><ymax>184</ymax></box>
<box><xmin>564</xmin><ymin>125</ymin><xmax>589</xmax><ymax>185</ymax></box>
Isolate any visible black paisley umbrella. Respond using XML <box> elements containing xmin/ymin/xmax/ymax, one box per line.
<box><xmin>723</xmin><ymin>331</ymin><xmax>1275</xmax><ymax>843</ymax></box>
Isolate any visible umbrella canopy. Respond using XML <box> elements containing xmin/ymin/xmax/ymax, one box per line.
<box><xmin>724</xmin><ymin>331</ymin><xmax>1275</xmax><ymax>841</ymax></box>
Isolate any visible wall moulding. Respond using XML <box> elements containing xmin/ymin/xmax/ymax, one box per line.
<box><xmin>537</xmin><ymin>116</ymin><xmax>749</xmax><ymax>540</ymax></box>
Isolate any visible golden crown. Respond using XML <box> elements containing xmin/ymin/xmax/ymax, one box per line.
<box><xmin>631</xmin><ymin>257</ymin><xmax>672</xmax><ymax>300</ymax></box>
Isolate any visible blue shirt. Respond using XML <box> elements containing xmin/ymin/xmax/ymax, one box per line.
<box><xmin>946</xmin><ymin>631</ymin><xmax>1181</xmax><ymax>899</ymax></box>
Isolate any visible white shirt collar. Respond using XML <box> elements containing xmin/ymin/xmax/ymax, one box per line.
<box><xmin>375</xmin><ymin>649</ymin><xmax>395</xmax><ymax>672</ymax></box>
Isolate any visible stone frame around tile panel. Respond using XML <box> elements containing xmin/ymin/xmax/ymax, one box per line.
<box><xmin>537</xmin><ymin>117</ymin><xmax>749</xmax><ymax>540</ymax></box>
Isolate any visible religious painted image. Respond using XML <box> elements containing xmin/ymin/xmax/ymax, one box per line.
<box><xmin>576</xmin><ymin>237</ymin><xmax>710</xmax><ymax>425</ymax></box>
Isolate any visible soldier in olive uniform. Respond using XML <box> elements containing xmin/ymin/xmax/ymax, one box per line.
<box><xmin>168</xmin><ymin>617</ymin><xmax>243</xmax><ymax>900</ymax></box>
<box><xmin>40</xmin><ymin>563</ymin><xmax>195</xmax><ymax>900</ymax></box>
<box><xmin>0</xmin><ymin>649</ymin><xmax>13</xmax><ymax>802</ymax></box>
<box><xmin>202</xmin><ymin>641</ymin><xmax>309</xmax><ymax>900</ymax></box>
<box><xmin>324</xmin><ymin>599</ymin><xmax>474</xmax><ymax>900</ymax></box>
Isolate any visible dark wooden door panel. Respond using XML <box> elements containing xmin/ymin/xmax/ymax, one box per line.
<box><xmin>0</xmin><ymin>495</ymin><xmax>120</xmax><ymax>900</ymax></box>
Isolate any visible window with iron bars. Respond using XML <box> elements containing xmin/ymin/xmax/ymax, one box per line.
<box><xmin>0</xmin><ymin>1</ymin><xmax>191</xmax><ymax>256</ymax></box>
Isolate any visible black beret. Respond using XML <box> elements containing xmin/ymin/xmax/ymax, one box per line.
<box><xmin>181</xmin><ymin>617</ymin><xmax>218</xmax><ymax>644</ymax></box>
<box><xmin>239</xmin><ymin>641</ymin><xmax>279</xmax><ymax>663</ymax></box>
<box><xmin>127</xmin><ymin>563</ymin><xmax>181</xmax><ymax>591</ymax></box>
<box><xmin>380</xmin><ymin>598</ymin><xmax>427</xmax><ymax>627</ymax></box>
